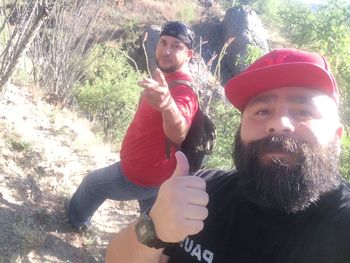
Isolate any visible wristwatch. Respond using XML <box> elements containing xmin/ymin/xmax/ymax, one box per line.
<box><xmin>135</xmin><ymin>208</ymin><xmax>170</xmax><ymax>249</ymax></box>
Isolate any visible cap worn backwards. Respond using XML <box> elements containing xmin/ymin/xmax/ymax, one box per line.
<box><xmin>224</xmin><ymin>48</ymin><xmax>339</xmax><ymax>112</ymax></box>
<box><xmin>160</xmin><ymin>21</ymin><xmax>194</xmax><ymax>49</ymax></box>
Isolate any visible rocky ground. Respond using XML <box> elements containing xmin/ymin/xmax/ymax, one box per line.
<box><xmin>0</xmin><ymin>83</ymin><xmax>139</xmax><ymax>262</ymax></box>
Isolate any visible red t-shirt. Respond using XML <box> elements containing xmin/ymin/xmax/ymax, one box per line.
<box><xmin>120</xmin><ymin>71</ymin><xmax>198</xmax><ymax>187</ymax></box>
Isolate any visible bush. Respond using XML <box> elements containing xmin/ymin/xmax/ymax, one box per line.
<box><xmin>341</xmin><ymin>134</ymin><xmax>350</xmax><ymax>180</ymax></box>
<box><xmin>73</xmin><ymin>44</ymin><xmax>141</xmax><ymax>142</ymax></box>
<box><xmin>175</xmin><ymin>1</ymin><xmax>196</xmax><ymax>23</ymax></box>
<box><xmin>30</xmin><ymin>0</ymin><xmax>105</xmax><ymax>106</ymax></box>
<box><xmin>235</xmin><ymin>44</ymin><xmax>265</xmax><ymax>69</ymax></box>
<box><xmin>204</xmin><ymin>102</ymin><xmax>241</xmax><ymax>170</ymax></box>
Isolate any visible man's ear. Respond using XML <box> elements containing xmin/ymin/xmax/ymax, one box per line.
<box><xmin>336</xmin><ymin>125</ymin><xmax>343</xmax><ymax>140</ymax></box>
<box><xmin>187</xmin><ymin>49</ymin><xmax>194</xmax><ymax>59</ymax></box>
<box><xmin>335</xmin><ymin>125</ymin><xmax>343</xmax><ymax>155</ymax></box>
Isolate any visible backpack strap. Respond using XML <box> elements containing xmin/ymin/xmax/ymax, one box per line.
<box><xmin>167</xmin><ymin>80</ymin><xmax>193</xmax><ymax>90</ymax></box>
<box><xmin>165</xmin><ymin>79</ymin><xmax>195</xmax><ymax>159</ymax></box>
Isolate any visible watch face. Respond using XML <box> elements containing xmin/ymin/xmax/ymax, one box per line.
<box><xmin>135</xmin><ymin>215</ymin><xmax>154</xmax><ymax>243</ymax></box>
<box><xmin>135</xmin><ymin>213</ymin><xmax>168</xmax><ymax>249</ymax></box>
<box><xmin>138</xmin><ymin>223</ymin><xmax>148</xmax><ymax>237</ymax></box>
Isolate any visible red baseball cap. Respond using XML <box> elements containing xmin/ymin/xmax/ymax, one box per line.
<box><xmin>224</xmin><ymin>48</ymin><xmax>339</xmax><ymax>112</ymax></box>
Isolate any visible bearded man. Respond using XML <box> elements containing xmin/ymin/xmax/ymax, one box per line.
<box><xmin>106</xmin><ymin>48</ymin><xmax>350</xmax><ymax>263</ymax></box>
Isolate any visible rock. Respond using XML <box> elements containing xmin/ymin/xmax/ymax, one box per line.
<box><xmin>220</xmin><ymin>5</ymin><xmax>269</xmax><ymax>83</ymax></box>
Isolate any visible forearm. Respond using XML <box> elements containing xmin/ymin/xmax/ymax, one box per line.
<box><xmin>162</xmin><ymin>98</ymin><xmax>188</xmax><ymax>145</ymax></box>
<box><xmin>105</xmin><ymin>221</ymin><xmax>164</xmax><ymax>263</ymax></box>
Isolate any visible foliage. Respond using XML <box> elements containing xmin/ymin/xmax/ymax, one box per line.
<box><xmin>73</xmin><ymin>44</ymin><xmax>141</xmax><ymax>142</ymax></box>
<box><xmin>219</xmin><ymin>0</ymin><xmax>259</xmax><ymax>10</ymax></box>
<box><xmin>12</xmin><ymin>214</ymin><xmax>47</xmax><ymax>254</ymax></box>
<box><xmin>0</xmin><ymin>0</ymin><xmax>49</xmax><ymax>90</ymax></box>
<box><xmin>117</xmin><ymin>17</ymin><xmax>143</xmax><ymax>53</ymax></box>
<box><xmin>217</xmin><ymin>0</ymin><xmax>233</xmax><ymax>10</ymax></box>
<box><xmin>174</xmin><ymin>1</ymin><xmax>197</xmax><ymax>23</ymax></box>
<box><xmin>235</xmin><ymin>44</ymin><xmax>264</xmax><ymax>69</ymax></box>
<box><xmin>30</xmin><ymin>0</ymin><xmax>105</xmax><ymax>106</ymax></box>
<box><xmin>251</xmin><ymin>0</ymin><xmax>287</xmax><ymax>26</ymax></box>
<box><xmin>341</xmin><ymin>134</ymin><xmax>350</xmax><ymax>180</ymax></box>
<box><xmin>204</xmin><ymin>102</ymin><xmax>241</xmax><ymax>169</ymax></box>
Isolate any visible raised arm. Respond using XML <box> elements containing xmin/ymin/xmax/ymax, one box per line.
<box><xmin>138</xmin><ymin>68</ymin><xmax>194</xmax><ymax>145</ymax></box>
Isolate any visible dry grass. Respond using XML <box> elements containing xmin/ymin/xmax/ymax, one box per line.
<box><xmin>0</xmin><ymin>83</ymin><xmax>139</xmax><ymax>262</ymax></box>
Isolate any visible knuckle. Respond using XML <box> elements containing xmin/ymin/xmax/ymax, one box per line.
<box><xmin>203</xmin><ymin>192</ymin><xmax>209</xmax><ymax>205</ymax></box>
<box><xmin>189</xmin><ymin>221</ymin><xmax>204</xmax><ymax>235</ymax></box>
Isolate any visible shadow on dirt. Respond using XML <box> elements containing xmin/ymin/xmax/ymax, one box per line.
<box><xmin>0</xmin><ymin>194</ymin><xmax>102</xmax><ymax>262</ymax></box>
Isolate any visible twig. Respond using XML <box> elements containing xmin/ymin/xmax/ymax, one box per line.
<box><xmin>213</xmin><ymin>37</ymin><xmax>235</xmax><ymax>82</ymax></box>
<box><xmin>142</xmin><ymin>32</ymin><xmax>151</xmax><ymax>77</ymax></box>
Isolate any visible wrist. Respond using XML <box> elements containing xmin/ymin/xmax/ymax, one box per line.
<box><xmin>135</xmin><ymin>208</ymin><xmax>173</xmax><ymax>249</ymax></box>
<box><xmin>159</xmin><ymin>99</ymin><xmax>173</xmax><ymax>113</ymax></box>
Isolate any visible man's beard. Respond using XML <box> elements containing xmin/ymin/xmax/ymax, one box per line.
<box><xmin>233</xmin><ymin>130</ymin><xmax>341</xmax><ymax>214</ymax></box>
<box><xmin>156</xmin><ymin>58</ymin><xmax>180</xmax><ymax>73</ymax></box>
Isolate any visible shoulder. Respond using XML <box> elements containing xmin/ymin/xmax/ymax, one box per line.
<box><xmin>322</xmin><ymin>180</ymin><xmax>350</xmax><ymax>222</ymax></box>
<box><xmin>166</xmin><ymin>72</ymin><xmax>194</xmax><ymax>91</ymax></box>
<box><xmin>334</xmin><ymin>180</ymin><xmax>350</xmax><ymax>207</ymax></box>
<box><xmin>194</xmin><ymin>168</ymin><xmax>236</xmax><ymax>180</ymax></box>
<box><xmin>193</xmin><ymin>169</ymin><xmax>238</xmax><ymax>193</ymax></box>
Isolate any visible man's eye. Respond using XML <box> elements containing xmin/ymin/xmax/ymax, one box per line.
<box><xmin>255</xmin><ymin>109</ymin><xmax>269</xmax><ymax>115</ymax></box>
<box><xmin>297</xmin><ymin>110</ymin><xmax>312</xmax><ymax>117</ymax></box>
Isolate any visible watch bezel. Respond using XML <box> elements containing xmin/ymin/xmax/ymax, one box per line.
<box><xmin>135</xmin><ymin>209</ymin><xmax>169</xmax><ymax>249</ymax></box>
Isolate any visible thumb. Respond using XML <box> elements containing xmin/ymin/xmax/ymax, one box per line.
<box><xmin>154</xmin><ymin>68</ymin><xmax>167</xmax><ymax>87</ymax></box>
<box><xmin>172</xmin><ymin>151</ymin><xmax>189</xmax><ymax>177</ymax></box>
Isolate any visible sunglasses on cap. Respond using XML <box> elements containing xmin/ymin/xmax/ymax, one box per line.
<box><xmin>160</xmin><ymin>21</ymin><xmax>194</xmax><ymax>49</ymax></box>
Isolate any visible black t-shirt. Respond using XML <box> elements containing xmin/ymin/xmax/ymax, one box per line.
<box><xmin>163</xmin><ymin>169</ymin><xmax>350</xmax><ymax>263</ymax></box>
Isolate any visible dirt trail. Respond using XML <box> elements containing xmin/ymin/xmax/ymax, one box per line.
<box><xmin>0</xmin><ymin>84</ymin><xmax>139</xmax><ymax>262</ymax></box>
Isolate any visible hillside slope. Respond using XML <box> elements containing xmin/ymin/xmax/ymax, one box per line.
<box><xmin>0</xmin><ymin>84</ymin><xmax>139</xmax><ymax>262</ymax></box>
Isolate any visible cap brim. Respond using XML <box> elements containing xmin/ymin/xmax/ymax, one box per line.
<box><xmin>224</xmin><ymin>63</ymin><xmax>336</xmax><ymax>112</ymax></box>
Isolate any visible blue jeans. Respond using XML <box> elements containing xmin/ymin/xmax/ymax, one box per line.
<box><xmin>67</xmin><ymin>162</ymin><xmax>159</xmax><ymax>228</ymax></box>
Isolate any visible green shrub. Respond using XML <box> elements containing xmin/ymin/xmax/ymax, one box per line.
<box><xmin>175</xmin><ymin>2</ymin><xmax>196</xmax><ymax>23</ymax></box>
<box><xmin>341</xmin><ymin>134</ymin><xmax>350</xmax><ymax>180</ymax></box>
<box><xmin>235</xmin><ymin>44</ymin><xmax>265</xmax><ymax>69</ymax></box>
<box><xmin>73</xmin><ymin>44</ymin><xmax>141</xmax><ymax>142</ymax></box>
<box><xmin>118</xmin><ymin>17</ymin><xmax>142</xmax><ymax>53</ymax></box>
<box><xmin>204</xmin><ymin>102</ymin><xmax>241</xmax><ymax>170</ymax></box>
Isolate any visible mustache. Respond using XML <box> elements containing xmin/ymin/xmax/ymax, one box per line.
<box><xmin>246</xmin><ymin>135</ymin><xmax>310</xmax><ymax>157</ymax></box>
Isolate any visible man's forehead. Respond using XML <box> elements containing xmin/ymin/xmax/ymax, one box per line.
<box><xmin>246</xmin><ymin>87</ymin><xmax>330</xmax><ymax>106</ymax></box>
<box><xmin>159</xmin><ymin>35</ymin><xmax>185</xmax><ymax>45</ymax></box>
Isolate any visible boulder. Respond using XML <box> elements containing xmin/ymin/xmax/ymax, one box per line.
<box><xmin>220</xmin><ymin>5</ymin><xmax>269</xmax><ymax>84</ymax></box>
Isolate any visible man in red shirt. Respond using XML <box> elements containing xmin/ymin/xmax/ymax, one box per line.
<box><xmin>65</xmin><ymin>21</ymin><xmax>199</xmax><ymax>231</ymax></box>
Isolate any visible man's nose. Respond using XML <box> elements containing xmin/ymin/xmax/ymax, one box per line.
<box><xmin>165</xmin><ymin>48</ymin><xmax>172</xmax><ymax>55</ymax></box>
<box><xmin>266</xmin><ymin>116</ymin><xmax>295</xmax><ymax>135</ymax></box>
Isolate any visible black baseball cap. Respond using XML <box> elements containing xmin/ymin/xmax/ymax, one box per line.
<box><xmin>160</xmin><ymin>21</ymin><xmax>194</xmax><ymax>49</ymax></box>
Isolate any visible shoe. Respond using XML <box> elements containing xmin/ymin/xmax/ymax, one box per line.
<box><xmin>64</xmin><ymin>198</ymin><xmax>91</xmax><ymax>233</ymax></box>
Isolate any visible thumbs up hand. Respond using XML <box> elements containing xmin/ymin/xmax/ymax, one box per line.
<box><xmin>149</xmin><ymin>151</ymin><xmax>209</xmax><ymax>243</ymax></box>
<box><xmin>137</xmin><ymin>68</ymin><xmax>173</xmax><ymax>111</ymax></box>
